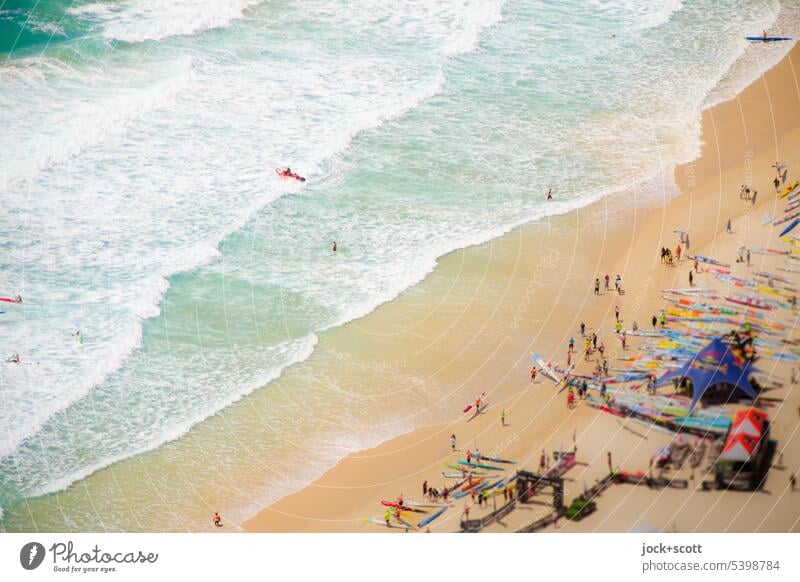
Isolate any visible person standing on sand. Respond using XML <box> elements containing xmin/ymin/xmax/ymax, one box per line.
<box><xmin>726</xmin><ymin>218</ymin><xmax>732</xmax><ymax>233</ymax></box>
<box><xmin>213</xmin><ymin>512</ymin><xmax>222</xmax><ymax>527</ymax></box>
<box><xmin>604</xmin><ymin>274</ymin><xmax>610</xmax><ymax>292</ymax></box>
<box><xmin>791</xmin><ymin>473</ymin><xmax>796</xmax><ymax>492</ymax></box>
<box><xmin>694</xmin><ymin>259</ymin><xmax>699</xmax><ymax>273</ymax></box>
<box><xmin>450</xmin><ymin>433</ymin><xmax>456</xmax><ymax>451</ymax></box>
<box><xmin>592</xmin><ymin>332</ymin><xmax>598</xmax><ymax>350</ymax></box>
<box><xmin>675</xmin><ymin>245</ymin><xmax>681</xmax><ymax>262</ymax></box>
<box><xmin>385</xmin><ymin>509</ymin><xmax>392</xmax><ymax>526</ymax></box>
<box><xmin>540</xmin><ymin>450</ymin><xmax>546</xmax><ymax>472</ymax></box>
<box><xmin>752</xmin><ymin>191</ymin><xmax>758</xmax><ymax>205</ymax></box>
<box><xmin>659</xmin><ymin>312</ymin><xmax>666</xmax><ymax>328</ymax></box>
<box><xmin>594</xmin><ymin>278</ymin><xmax>600</xmax><ymax>295</ymax></box>
<box><xmin>423</xmin><ymin>480</ymin><xmax>428</xmax><ymax>497</ymax></box>
<box><xmin>607</xmin><ymin>452</ymin><xmax>613</xmax><ymax>474</ymax></box>
<box><xmin>774</xmin><ymin>176</ymin><xmax>781</xmax><ymax>191</ymax></box>
<box><xmin>614</xmin><ymin>305</ymin><xmax>620</xmax><ymax>322</ymax></box>
<box><xmin>621</xmin><ymin>332</ymin><xmax>627</xmax><ymax>350</ymax></box>
<box><xmin>501</xmin><ymin>409</ymin><xmax>506</xmax><ymax>426</ymax></box>
<box><xmin>466</xmin><ymin>449</ymin><xmax>472</xmax><ymax>464</ymax></box>
<box><xmin>530</xmin><ymin>366</ymin><xmax>537</xmax><ymax>383</ymax></box>
<box><xmin>568</xmin><ymin>336</ymin><xmax>575</xmax><ymax>352</ymax></box>
<box><xmin>652</xmin><ymin>314</ymin><xmax>658</xmax><ymax>329</ymax></box>
<box><xmin>685</xmin><ymin>232</ymin><xmax>690</xmax><ymax>249</ymax></box>
<box><xmin>689</xmin><ymin>270</ymin><xmax>694</xmax><ymax>287</ymax></box>
<box><xmin>580</xmin><ymin>321</ymin><xmax>586</xmax><ymax>336</ymax></box>
<box><xmin>747</xmin><ymin>248</ymin><xmax>751</xmax><ymax>266</ymax></box>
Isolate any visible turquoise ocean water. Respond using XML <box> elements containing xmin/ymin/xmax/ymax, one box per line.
<box><xmin>0</xmin><ymin>0</ymin><xmax>798</xmax><ymax>529</ymax></box>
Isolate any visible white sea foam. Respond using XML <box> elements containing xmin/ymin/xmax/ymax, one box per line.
<box><xmin>69</xmin><ymin>0</ymin><xmax>264</xmax><ymax>43</ymax></box>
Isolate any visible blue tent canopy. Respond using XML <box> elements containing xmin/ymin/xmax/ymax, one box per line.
<box><xmin>656</xmin><ymin>338</ymin><xmax>758</xmax><ymax>411</ymax></box>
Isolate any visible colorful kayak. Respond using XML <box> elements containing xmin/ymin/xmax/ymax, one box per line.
<box><xmin>530</xmin><ymin>353</ymin><xmax>562</xmax><ymax>383</ymax></box>
<box><xmin>780</xmin><ymin>220</ymin><xmax>800</xmax><ymax>237</ymax></box>
<box><xmin>746</xmin><ymin>36</ymin><xmax>792</xmax><ymax>41</ymax></box>
<box><xmin>0</xmin><ymin>297</ymin><xmax>21</xmax><ymax>303</ymax></box>
<box><xmin>463</xmin><ymin>391</ymin><xmax>486</xmax><ymax>413</ymax></box>
<box><xmin>481</xmin><ymin>456</ymin><xmax>516</xmax><ymax>464</ymax></box>
<box><xmin>417</xmin><ymin>506</ymin><xmax>447</xmax><ymax>528</ymax></box>
<box><xmin>275</xmin><ymin>168</ymin><xmax>306</xmax><ymax>182</ymax></box>
<box><xmin>457</xmin><ymin>460</ymin><xmax>504</xmax><ymax>471</ymax></box>
<box><xmin>725</xmin><ymin>295</ymin><xmax>773</xmax><ymax>310</ymax></box>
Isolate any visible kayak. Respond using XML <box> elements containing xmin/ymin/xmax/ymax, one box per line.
<box><xmin>459</xmin><ymin>477</ymin><xmax>484</xmax><ymax>492</ymax></box>
<box><xmin>725</xmin><ymin>295</ymin><xmax>773</xmax><ymax>310</ymax></box>
<box><xmin>780</xmin><ymin>220</ymin><xmax>800</xmax><ymax>237</ymax></box>
<box><xmin>380</xmin><ymin>500</ymin><xmax>425</xmax><ymax>513</ymax></box>
<box><xmin>463</xmin><ymin>391</ymin><xmax>486</xmax><ymax>413</ymax></box>
<box><xmin>746</xmin><ymin>36</ymin><xmax>792</xmax><ymax>41</ymax></box>
<box><xmin>457</xmin><ymin>460</ymin><xmax>505</xmax><ymax>471</ymax></box>
<box><xmin>530</xmin><ymin>353</ymin><xmax>562</xmax><ymax>383</ymax></box>
<box><xmin>0</xmin><ymin>297</ymin><xmax>21</xmax><ymax>303</ymax></box>
<box><xmin>417</xmin><ymin>506</ymin><xmax>447</xmax><ymax>528</ymax></box>
<box><xmin>481</xmin><ymin>456</ymin><xmax>516</xmax><ymax>464</ymax></box>
<box><xmin>275</xmin><ymin>168</ymin><xmax>306</xmax><ymax>182</ymax></box>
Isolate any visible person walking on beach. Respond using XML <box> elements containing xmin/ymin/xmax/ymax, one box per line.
<box><xmin>540</xmin><ymin>450</ymin><xmax>546</xmax><ymax>472</ymax></box>
<box><xmin>726</xmin><ymin>218</ymin><xmax>732</xmax><ymax>233</ymax></box>
<box><xmin>791</xmin><ymin>473</ymin><xmax>797</xmax><ymax>492</ymax></box>
<box><xmin>751</xmin><ymin>190</ymin><xmax>758</xmax><ymax>205</ymax></box>
<box><xmin>694</xmin><ymin>258</ymin><xmax>699</xmax><ymax>273</ymax></box>
<box><xmin>621</xmin><ymin>332</ymin><xmax>627</xmax><ymax>350</ymax></box>
<box><xmin>604</xmin><ymin>274</ymin><xmax>610</xmax><ymax>292</ymax></box>
<box><xmin>580</xmin><ymin>321</ymin><xmax>586</xmax><ymax>336</ymax></box>
<box><xmin>566</xmin><ymin>350</ymin><xmax>572</xmax><ymax>367</ymax></box>
<box><xmin>685</xmin><ymin>232</ymin><xmax>690</xmax><ymax>249</ymax></box>
<box><xmin>614</xmin><ymin>305</ymin><xmax>620</xmax><ymax>322</ymax></box>
<box><xmin>384</xmin><ymin>509</ymin><xmax>392</xmax><ymax>527</ymax></box>
<box><xmin>659</xmin><ymin>312</ymin><xmax>666</xmax><ymax>328</ymax></box>
<box><xmin>423</xmin><ymin>480</ymin><xmax>428</xmax><ymax>497</ymax></box>
<box><xmin>774</xmin><ymin>176</ymin><xmax>781</xmax><ymax>191</ymax></box>
<box><xmin>530</xmin><ymin>366</ymin><xmax>537</xmax><ymax>383</ymax></box>
<box><xmin>598</xmin><ymin>341</ymin><xmax>605</xmax><ymax>358</ymax></box>
<box><xmin>607</xmin><ymin>452</ymin><xmax>613</xmax><ymax>474</ymax></box>
<box><xmin>213</xmin><ymin>512</ymin><xmax>222</xmax><ymax>527</ymax></box>
<box><xmin>450</xmin><ymin>433</ymin><xmax>456</xmax><ymax>451</ymax></box>
<box><xmin>632</xmin><ymin>320</ymin><xmax>638</xmax><ymax>332</ymax></box>
<box><xmin>594</xmin><ymin>278</ymin><xmax>600</xmax><ymax>295</ymax></box>
<box><xmin>652</xmin><ymin>314</ymin><xmax>658</xmax><ymax>329</ymax></box>
<box><xmin>466</xmin><ymin>449</ymin><xmax>473</xmax><ymax>464</ymax></box>
<box><xmin>501</xmin><ymin>410</ymin><xmax>507</xmax><ymax>426</ymax></box>
<box><xmin>568</xmin><ymin>336</ymin><xmax>575</xmax><ymax>353</ymax></box>
<box><xmin>747</xmin><ymin>248</ymin><xmax>751</xmax><ymax>266</ymax></box>
<box><xmin>689</xmin><ymin>270</ymin><xmax>694</xmax><ymax>287</ymax></box>
<box><xmin>584</xmin><ymin>338</ymin><xmax>591</xmax><ymax>360</ymax></box>
<box><xmin>675</xmin><ymin>245</ymin><xmax>681</xmax><ymax>262</ymax></box>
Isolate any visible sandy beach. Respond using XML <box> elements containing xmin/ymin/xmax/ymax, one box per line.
<box><xmin>244</xmin><ymin>43</ymin><xmax>800</xmax><ymax>533</ymax></box>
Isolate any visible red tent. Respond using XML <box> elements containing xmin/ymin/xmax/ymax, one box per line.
<box><xmin>719</xmin><ymin>408</ymin><xmax>767</xmax><ymax>462</ymax></box>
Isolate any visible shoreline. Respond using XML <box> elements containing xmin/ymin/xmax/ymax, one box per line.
<box><xmin>243</xmin><ymin>42</ymin><xmax>800</xmax><ymax>532</ymax></box>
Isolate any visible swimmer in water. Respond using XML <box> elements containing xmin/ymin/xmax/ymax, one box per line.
<box><xmin>8</xmin><ymin>353</ymin><xmax>20</xmax><ymax>363</ymax></box>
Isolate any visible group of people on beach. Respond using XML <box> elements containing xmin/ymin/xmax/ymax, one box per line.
<box><xmin>593</xmin><ymin>273</ymin><xmax>623</xmax><ymax>295</ymax></box>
